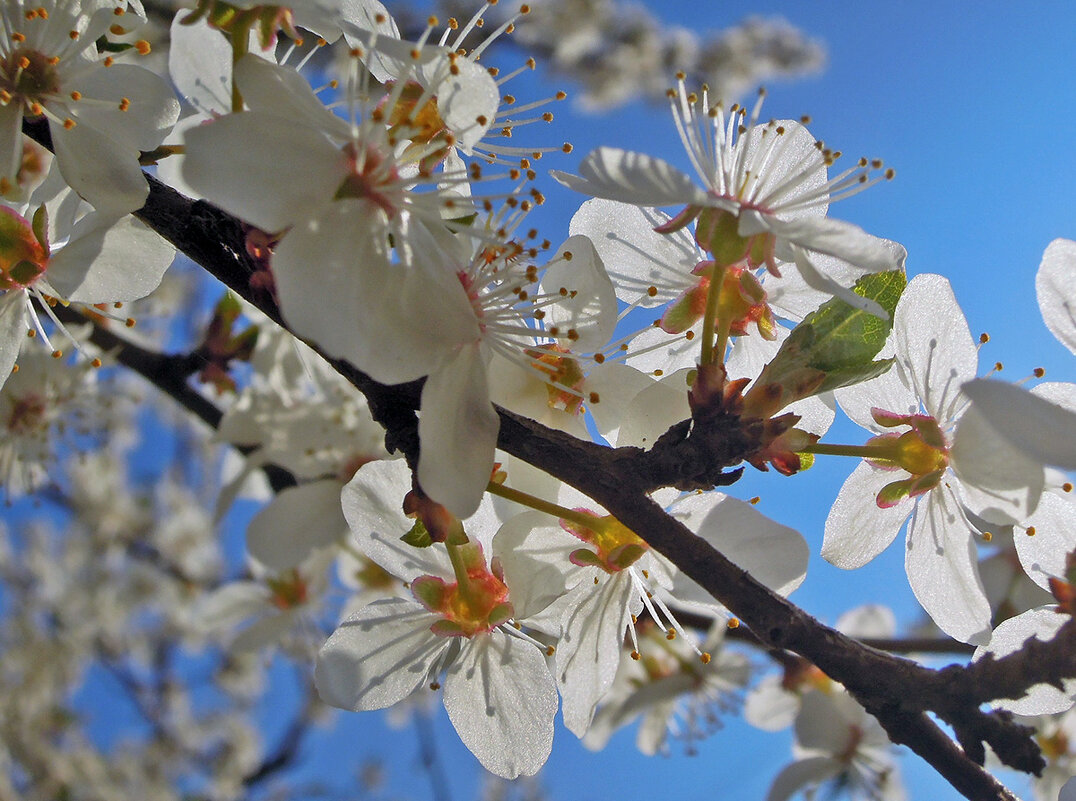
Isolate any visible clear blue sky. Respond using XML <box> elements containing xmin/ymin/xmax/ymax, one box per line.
<box><xmin>297</xmin><ymin>6</ymin><xmax>1076</xmax><ymax>801</ymax></box>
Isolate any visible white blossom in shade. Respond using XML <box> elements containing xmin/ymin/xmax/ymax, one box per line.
<box><xmin>973</xmin><ymin>607</ymin><xmax>1076</xmax><ymax>715</ymax></box>
<box><xmin>961</xmin><ymin>239</ymin><xmax>1076</xmax><ymax>471</ymax></box>
<box><xmin>745</xmin><ymin>604</ymin><xmax>895</xmax><ymax>733</ymax></box>
<box><xmin>1023</xmin><ymin>711</ymin><xmax>1076</xmax><ymax>801</ymax></box>
<box><xmin>823</xmin><ymin>274</ymin><xmax>1045</xmax><ymax>645</ymax></box>
<box><xmin>552</xmin><ymin>81</ymin><xmax>904</xmax><ymax>315</ymax></box>
<box><xmin>582</xmin><ymin>621</ymin><xmax>751</xmax><ymax>756</ymax></box>
<box><xmin>195</xmin><ymin>546</ymin><xmax>334</xmax><ymax>656</ymax></box>
<box><xmin>0</xmin><ymin>195</ymin><xmax>176</xmax><ymax>389</ymax></box>
<box><xmin>767</xmin><ymin>690</ymin><xmax>904</xmax><ymax>801</ymax></box>
<box><xmin>0</xmin><ymin>347</ymin><xmax>93</xmax><ymax>497</ymax></box>
<box><xmin>496</xmin><ymin>484</ymin><xmax>807</xmax><ymax>738</ymax></box>
<box><xmin>0</xmin><ymin>0</ymin><xmax>179</xmax><ymax>213</ymax></box>
<box><xmin>316</xmin><ymin>459</ymin><xmax>558</xmax><ymax>779</ymax></box>
<box><xmin>345</xmin><ymin>1</ymin><xmax>571</xmax><ymax>167</ymax></box>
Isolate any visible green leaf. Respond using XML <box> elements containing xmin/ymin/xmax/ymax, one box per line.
<box><xmin>744</xmin><ymin>270</ymin><xmax>906</xmax><ymax>415</ymax></box>
<box><xmin>401</xmin><ymin>520</ymin><xmax>433</xmax><ymax>548</ymax></box>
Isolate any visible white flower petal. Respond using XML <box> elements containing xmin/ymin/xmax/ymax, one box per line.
<box><xmin>417</xmin><ymin>344</ymin><xmax>499</xmax><ymax>518</ymax></box>
<box><xmin>64</xmin><ymin>63</ymin><xmax>179</xmax><ymax>150</ymax></box>
<box><xmin>764</xmin><ymin>216</ymin><xmax>906</xmax><ymax>274</ymax></box>
<box><xmin>48</xmin><ymin>214</ymin><xmax>175</xmax><ymax>303</ymax></box>
<box><xmin>568</xmin><ymin>199</ymin><xmax>698</xmax><ymax>306</ymax></box>
<box><xmin>951</xmin><ymin>403</ymin><xmax>1044</xmax><ymax>524</ymax></box>
<box><xmin>432</xmin><ymin>57</ymin><xmax>499</xmax><ymax>154</ymax></box>
<box><xmin>823</xmin><ymin>461</ymin><xmax>912</xmax><ymax>569</ymax></box>
<box><xmin>444</xmin><ymin>631</ymin><xmax>556</xmax><ymax>779</ymax></box>
<box><xmin>51</xmin><ymin>120</ymin><xmax>149</xmax><ymax>215</ymax></box>
<box><xmin>342</xmin><ymin>459</ymin><xmax>453</xmax><ymax>581</ymax></box>
<box><xmin>961</xmin><ymin>379</ymin><xmax>1076</xmax><ymax>471</ymax></box>
<box><xmin>744</xmin><ymin>675</ymin><xmax>800</xmax><ymax>731</ymax></box>
<box><xmin>905</xmin><ymin>487</ymin><xmax>992</xmax><ymax>645</ymax></box>
<box><xmin>1037</xmin><ymin>238</ymin><xmax>1076</xmax><ymax>355</ymax></box>
<box><xmin>553</xmin><ymin>147</ymin><xmax>707</xmax><ymax>207</ymax></box>
<box><xmin>1014</xmin><ymin>491</ymin><xmax>1076</xmax><ymax>592</ymax></box>
<box><xmin>790</xmin><ymin>245</ymin><xmax>886</xmax><ymax>318</ymax></box>
<box><xmin>557</xmin><ymin>573</ymin><xmax>639</xmax><ymax>736</ymax></box>
<box><xmin>765</xmin><ymin>756</ymin><xmax>841</xmax><ymax>801</ymax></box>
<box><xmin>246</xmin><ymin>479</ymin><xmax>348</xmax><ymax>571</ymax></box>
<box><xmin>315</xmin><ymin>597</ymin><xmax>449</xmax><ymax>710</ymax></box>
<box><xmin>542</xmin><ymin>235</ymin><xmax>618</xmax><ymax>353</ymax></box>
<box><xmin>893</xmin><ymin>274</ymin><xmax>977</xmax><ymax>423</ymax></box>
<box><xmin>235</xmin><ymin>54</ymin><xmax>352</xmax><ymax>139</ymax></box>
<box><xmin>182</xmin><ymin>112</ymin><xmax>346</xmax><ymax>232</ymax></box>
<box><xmin>0</xmin><ymin>293</ymin><xmax>27</xmax><ymax>392</ymax></box>
<box><xmin>668</xmin><ymin>494</ymin><xmax>808</xmax><ymax>615</ymax></box>
<box><xmin>615</xmin><ymin>368</ymin><xmax>691</xmax><ymax>449</ymax></box>
<box><xmin>973</xmin><ymin>607</ymin><xmax>1076</xmax><ymax>715</ymax></box>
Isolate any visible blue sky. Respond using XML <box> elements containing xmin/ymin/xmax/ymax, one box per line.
<box><xmin>310</xmin><ymin>5</ymin><xmax>1076</xmax><ymax>800</ymax></box>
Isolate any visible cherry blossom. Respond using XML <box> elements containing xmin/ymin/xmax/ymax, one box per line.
<box><xmin>823</xmin><ymin>274</ymin><xmax>1044</xmax><ymax>644</ymax></box>
<box><xmin>552</xmin><ymin>81</ymin><xmax>904</xmax><ymax>315</ymax></box>
<box><xmin>316</xmin><ymin>459</ymin><xmax>559</xmax><ymax>779</ymax></box>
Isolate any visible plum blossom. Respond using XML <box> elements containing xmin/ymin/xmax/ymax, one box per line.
<box><xmin>823</xmin><ymin>274</ymin><xmax>1044</xmax><ymax>644</ymax></box>
<box><xmin>766</xmin><ymin>689</ymin><xmax>904</xmax><ymax>801</ymax></box>
<box><xmin>552</xmin><ymin>81</ymin><xmax>904</xmax><ymax>315</ymax></box>
<box><xmin>316</xmin><ymin>459</ymin><xmax>559</xmax><ymax>779</ymax></box>
<box><xmin>582</xmin><ymin>620</ymin><xmax>751</xmax><ymax>755</ymax></box>
<box><xmin>0</xmin><ymin>0</ymin><xmax>179</xmax><ymax>213</ymax></box>
<box><xmin>497</xmin><ymin>485</ymin><xmax>807</xmax><ymax>737</ymax></box>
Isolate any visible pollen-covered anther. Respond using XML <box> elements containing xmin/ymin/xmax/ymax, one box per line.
<box><xmin>117</xmin><ymin>97</ymin><xmax>130</xmax><ymax>111</ymax></box>
<box><xmin>588</xmin><ymin>392</ymin><xmax>599</xmax><ymax>404</ymax></box>
<box><xmin>727</xmin><ymin>618</ymin><xmax>740</xmax><ymax>629</ymax></box>
<box><xmin>67</xmin><ymin>30</ymin><xmax>78</xmax><ymax>39</ymax></box>
<box><xmin>62</xmin><ymin>117</ymin><xmax>74</xmax><ymax>128</ymax></box>
<box><xmin>545</xmin><ymin>645</ymin><xmax>555</xmax><ymax>656</ymax></box>
<box><xmin>1026</xmin><ymin>526</ymin><xmax>1037</xmax><ymax>536</ymax></box>
<box><xmin>630</xmin><ymin>650</ymin><xmax>641</xmax><ymax>660</ymax></box>
<box><xmin>981</xmin><ymin>530</ymin><xmax>993</xmax><ymax>542</ymax></box>
<box><xmin>1034</xmin><ymin>367</ymin><xmax>1046</xmax><ymax>378</ymax></box>
<box><xmin>10</xmin><ymin>32</ymin><xmax>25</xmax><ymax>43</ymax></box>
<box><xmin>1063</xmin><ymin>483</ymin><xmax>1073</xmax><ymax>493</ymax></box>
<box><xmin>700</xmin><ymin>652</ymin><xmax>712</xmax><ymax>664</ymax></box>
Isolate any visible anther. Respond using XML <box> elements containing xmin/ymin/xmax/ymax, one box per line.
<box><xmin>1026</xmin><ymin>526</ymin><xmax>1037</xmax><ymax>536</ymax></box>
<box><xmin>727</xmin><ymin>618</ymin><xmax>740</xmax><ymax>629</ymax></box>
<box><xmin>700</xmin><ymin>652</ymin><xmax>712</xmax><ymax>664</ymax></box>
<box><xmin>1034</xmin><ymin>367</ymin><xmax>1046</xmax><ymax>378</ymax></box>
<box><xmin>630</xmin><ymin>650</ymin><xmax>640</xmax><ymax>660</ymax></box>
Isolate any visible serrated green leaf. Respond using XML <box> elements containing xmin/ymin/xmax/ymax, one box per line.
<box><xmin>745</xmin><ymin>270</ymin><xmax>905</xmax><ymax>414</ymax></box>
<box><xmin>796</xmin><ymin>270</ymin><xmax>906</xmax><ymax>372</ymax></box>
<box><xmin>401</xmin><ymin>520</ymin><xmax>433</xmax><ymax>548</ymax></box>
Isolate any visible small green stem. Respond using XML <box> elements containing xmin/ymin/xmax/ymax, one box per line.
<box><xmin>699</xmin><ymin>265</ymin><xmax>727</xmax><ymax>367</ymax></box>
<box><xmin>802</xmin><ymin>442</ymin><xmax>882</xmax><ymax>458</ymax></box>
<box><xmin>230</xmin><ymin>21</ymin><xmax>251</xmax><ymax>113</ymax></box>
<box><xmin>446</xmin><ymin>541</ymin><xmax>476</xmax><ymax>604</ymax></box>
<box><xmin>485</xmin><ymin>481</ymin><xmax>598</xmax><ymax>529</ymax></box>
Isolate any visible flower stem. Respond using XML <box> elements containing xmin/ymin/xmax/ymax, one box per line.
<box><xmin>802</xmin><ymin>442</ymin><xmax>882</xmax><ymax>458</ymax></box>
<box><xmin>700</xmin><ymin>265</ymin><xmax>727</xmax><ymax>367</ymax></box>
<box><xmin>485</xmin><ymin>481</ymin><xmax>597</xmax><ymax>529</ymax></box>
<box><xmin>230</xmin><ymin>22</ymin><xmax>251</xmax><ymax>113</ymax></box>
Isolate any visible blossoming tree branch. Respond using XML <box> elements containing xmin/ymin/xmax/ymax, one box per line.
<box><xmin>4</xmin><ymin>1</ymin><xmax>1076</xmax><ymax>800</ymax></box>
